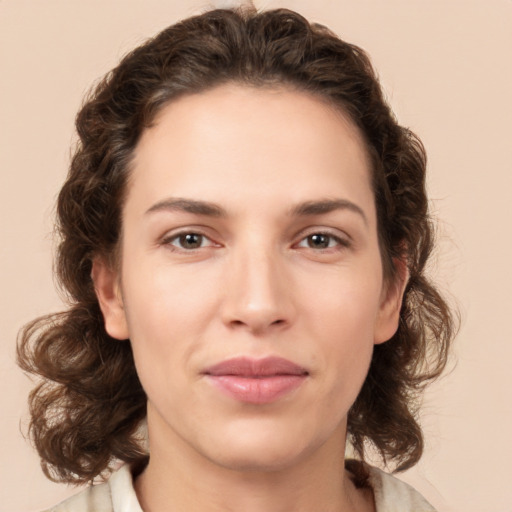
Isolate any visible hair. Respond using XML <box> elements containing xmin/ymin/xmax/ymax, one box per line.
<box><xmin>18</xmin><ymin>6</ymin><xmax>455</xmax><ymax>485</ymax></box>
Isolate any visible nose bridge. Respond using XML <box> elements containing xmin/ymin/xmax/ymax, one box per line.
<box><xmin>222</xmin><ymin>233</ymin><xmax>292</xmax><ymax>332</ymax></box>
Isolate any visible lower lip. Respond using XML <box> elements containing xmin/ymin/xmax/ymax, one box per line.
<box><xmin>206</xmin><ymin>375</ymin><xmax>306</xmax><ymax>404</ymax></box>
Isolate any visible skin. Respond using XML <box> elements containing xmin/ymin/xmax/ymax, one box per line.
<box><xmin>93</xmin><ymin>84</ymin><xmax>406</xmax><ymax>512</ymax></box>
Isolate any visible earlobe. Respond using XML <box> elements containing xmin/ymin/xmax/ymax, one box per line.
<box><xmin>91</xmin><ymin>257</ymin><xmax>129</xmax><ymax>340</ymax></box>
<box><xmin>374</xmin><ymin>257</ymin><xmax>409</xmax><ymax>345</ymax></box>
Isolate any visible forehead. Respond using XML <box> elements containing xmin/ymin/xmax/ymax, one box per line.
<box><xmin>145</xmin><ymin>83</ymin><xmax>369</xmax><ymax>165</ymax></box>
<box><xmin>127</xmin><ymin>84</ymin><xmax>374</xmax><ymax>220</ymax></box>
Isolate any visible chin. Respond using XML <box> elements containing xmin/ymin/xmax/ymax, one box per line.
<box><xmin>208</xmin><ymin>445</ymin><xmax>308</xmax><ymax>473</ymax></box>
<box><xmin>200</xmin><ymin>419</ymin><xmax>334</xmax><ymax>473</ymax></box>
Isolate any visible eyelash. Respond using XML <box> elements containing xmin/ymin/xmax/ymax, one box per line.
<box><xmin>295</xmin><ymin>232</ymin><xmax>350</xmax><ymax>251</ymax></box>
<box><xmin>161</xmin><ymin>231</ymin><xmax>216</xmax><ymax>251</ymax></box>
<box><xmin>161</xmin><ymin>230</ymin><xmax>350</xmax><ymax>253</ymax></box>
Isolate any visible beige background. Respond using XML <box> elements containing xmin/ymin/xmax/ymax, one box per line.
<box><xmin>1</xmin><ymin>1</ymin><xmax>511</xmax><ymax>511</ymax></box>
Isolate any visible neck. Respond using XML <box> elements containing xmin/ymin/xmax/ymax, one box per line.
<box><xmin>134</xmin><ymin>412</ymin><xmax>374</xmax><ymax>512</ymax></box>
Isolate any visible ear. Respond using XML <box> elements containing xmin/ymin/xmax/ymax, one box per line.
<box><xmin>374</xmin><ymin>257</ymin><xmax>409</xmax><ymax>345</ymax></box>
<box><xmin>91</xmin><ymin>257</ymin><xmax>129</xmax><ymax>340</ymax></box>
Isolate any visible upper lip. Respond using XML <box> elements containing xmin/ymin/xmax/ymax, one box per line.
<box><xmin>203</xmin><ymin>356</ymin><xmax>308</xmax><ymax>377</ymax></box>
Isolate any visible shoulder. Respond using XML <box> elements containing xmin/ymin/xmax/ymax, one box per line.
<box><xmin>42</xmin><ymin>482</ymin><xmax>112</xmax><ymax>512</ymax></box>
<box><xmin>42</xmin><ymin>465</ymin><xmax>142</xmax><ymax>512</ymax></box>
<box><xmin>367</xmin><ymin>465</ymin><xmax>437</xmax><ymax>512</ymax></box>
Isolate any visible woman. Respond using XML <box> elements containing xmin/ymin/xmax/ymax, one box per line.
<box><xmin>18</xmin><ymin>6</ymin><xmax>454</xmax><ymax>511</ymax></box>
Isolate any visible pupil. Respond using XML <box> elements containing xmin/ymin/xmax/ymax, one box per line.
<box><xmin>309</xmin><ymin>234</ymin><xmax>329</xmax><ymax>248</ymax></box>
<box><xmin>181</xmin><ymin>233</ymin><xmax>202</xmax><ymax>248</ymax></box>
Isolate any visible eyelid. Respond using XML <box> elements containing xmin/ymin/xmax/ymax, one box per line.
<box><xmin>294</xmin><ymin>227</ymin><xmax>352</xmax><ymax>248</ymax></box>
<box><xmin>159</xmin><ymin>227</ymin><xmax>221</xmax><ymax>251</ymax></box>
<box><xmin>296</xmin><ymin>226</ymin><xmax>352</xmax><ymax>242</ymax></box>
<box><xmin>158</xmin><ymin>225</ymin><xmax>352</xmax><ymax>252</ymax></box>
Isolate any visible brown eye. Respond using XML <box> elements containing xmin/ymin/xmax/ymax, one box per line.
<box><xmin>178</xmin><ymin>233</ymin><xmax>203</xmax><ymax>249</ymax></box>
<box><xmin>165</xmin><ymin>232</ymin><xmax>211</xmax><ymax>250</ymax></box>
<box><xmin>307</xmin><ymin>234</ymin><xmax>332</xmax><ymax>249</ymax></box>
<box><xmin>296</xmin><ymin>232</ymin><xmax>350</xmax><ymax>252</ymax></box>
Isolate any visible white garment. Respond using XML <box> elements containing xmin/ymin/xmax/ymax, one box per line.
<box><xmin>45</xmin><ymin>463</ymin><xmax>436</xmax><ymax>512</ymax></box>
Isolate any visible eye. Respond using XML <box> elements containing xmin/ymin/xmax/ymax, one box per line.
<box><xmin>163</xmin><ymin>232</ymin><xmax>215</xmax><ymax>250</ymax></box>
<box><xmin>296</xmin><ymin>232</ymin><xmax>348</xmax><ymax>250</ymax></box>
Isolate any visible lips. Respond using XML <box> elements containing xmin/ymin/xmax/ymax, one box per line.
<box><xmin>203</xmin><ymin>356</ymin><xmax>308</xmax><ymax>404</ymax></box>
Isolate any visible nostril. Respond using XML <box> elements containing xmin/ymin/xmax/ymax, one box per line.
<box><xmin>228</xmin><ymin>317</ymin><xmax>287</xmax><ymax>331</ymax></box>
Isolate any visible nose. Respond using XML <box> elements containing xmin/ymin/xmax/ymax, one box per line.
<box><xmin>221</xmin><ymin>245</ymin><xmax>295</xmax><ymax>335</ymax></box>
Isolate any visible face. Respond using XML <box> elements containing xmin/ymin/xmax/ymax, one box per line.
<box><xmin>93</xmin><ymin>84</ymin><xmax>404</xmax><ymax>472</ymax></box>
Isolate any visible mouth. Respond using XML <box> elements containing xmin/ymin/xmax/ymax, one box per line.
<box><xmin>202</xmin><ymin>356</ymin><xmax>309</xmax><ymax>404</ymax></box>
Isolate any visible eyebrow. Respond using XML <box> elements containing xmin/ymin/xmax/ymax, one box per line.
<box><xmin>145</xmin><ymin>197</ymin><xmax>367</xmax><ymax>224</ymax></box>
<box><xmin>145</xmin><ymin>198</ymin><xmax>226</xmax><ymax>217</ymax></box>
<box><xmin>290</xmin><ymin>199</ymin><xmax>368</xmax><ymax>225</ymax></box>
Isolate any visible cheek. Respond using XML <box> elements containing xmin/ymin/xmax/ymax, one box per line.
<box><xmin>304</xmin><ymin>266</ymin><xmax>382</xmax><ymax>393</ymax></box>
<box><xmin>122</xmin><ymin>256</ymin><xmax>216</xmax><ymax>329</ymax></box>
<box><xmin>307</xmin><ymin>264</ymin><xmax>383</xmax><ymax>341</ymax></box>
<box><xmin>120</xmin><ymin>269</ymin><xmax>186</xmax><ymax>382</ymax></box>
<box><xmin>119</xmin><ymin>258</ymin><xmax>223</xmax><ymax>386</ymax></box>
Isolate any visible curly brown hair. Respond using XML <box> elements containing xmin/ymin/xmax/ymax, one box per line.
<box><xmin>17</xmin><ymin>6</ymin><xmax>455</xmax><ymax>485</ymax></box>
